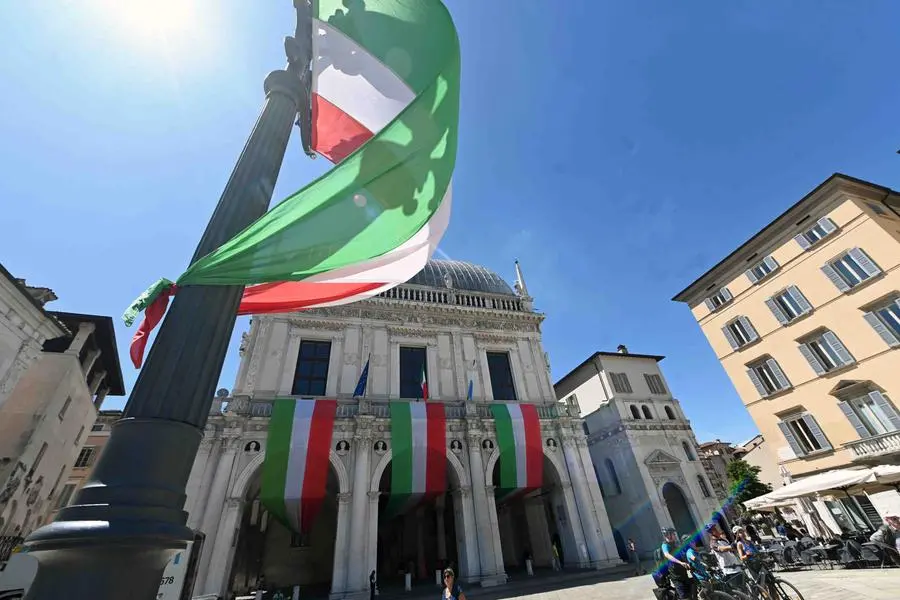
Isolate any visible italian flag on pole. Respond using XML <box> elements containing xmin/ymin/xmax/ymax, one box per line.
<box><xmin>491</xmin><ymin>403</ymin><xmax>543</xmax><ymax>499</ymax></box>
<box><xmin>420</xmin><ymin>364</ymin><xmax>429</xmax><ymax>401</ymax></box>
<box><xmin>387</xmin><ymin>401</ymin><xmax>446</xmax><ymax>516</ymax></box>
<box><xmin>261</xmin><ymin>399</ymin><xmax>338</xmax><ymax>534</ymax></box>
<box><xmin>125</xmin><ymin>0</ymin><xmax>460</xmax><ymax>368</ymax></box>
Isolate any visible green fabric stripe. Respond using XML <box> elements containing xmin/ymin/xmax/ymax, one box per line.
<box><xmin>315</xmin><ymin>0</ymin><xmax>458</xmax><ymax>94</ymax></box>
<box><xmin>491</xmin><ymin>404</ymin><xmax>517</xmax><ymax>490</ymax></box>
<box><xmin>176</xmin><ymin>47</ymin><xmax>459</xmax><ymax>287</ymax></box>
<box><xmin>261</xmin><ymin>399</ymin><xmax>294</xmax><ymax>527</ymax></box>
<box><xmin>390</xmin><ymin>401</ymin><xmax>413</xmax><ymax>495</ymax></box>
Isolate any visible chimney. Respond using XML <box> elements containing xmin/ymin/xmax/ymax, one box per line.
<box><xmin>617</xmin><ymin>344</ymin><xmax>628</xmax><ymax>354</ymax></box>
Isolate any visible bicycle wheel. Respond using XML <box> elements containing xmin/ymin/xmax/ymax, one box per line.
<box><xmin>707</xmin><ymin>591</ymin><xmax>739</xmax><ymax>600</ymax></box>
<box><xmin>771</xmin><ymin>579</ymin><xmax>805</xmax><ymax>600</ymax></box>
<box><xmin>726</xmin><ymin>589</ymin><xmax>753</xmax><ymax>600</ymax></box>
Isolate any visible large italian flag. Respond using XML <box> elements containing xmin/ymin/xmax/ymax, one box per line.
<box><xmin>261</xmin><ymin>399</ymin><xmax>338</xmax><ymax>534</ymax></box>
<box><xmin>386</xmin><ymin>401</ymin><xmax>446</xmax><ymax>516</ymax></box>
<box><xmin>126</xmin><ymin>0</ymin><xmax>460</xmax><ymax>367</ymax></box>
<box><xmin>491</xmin><ymin>403</ymin><xmax>543</xmax><ymax>499</ymax></box>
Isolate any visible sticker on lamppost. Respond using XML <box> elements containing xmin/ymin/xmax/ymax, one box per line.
<box><xmin>156</xmin><ymin>541</ymin><xmax>193</xmax><ymax>600</ymax></box>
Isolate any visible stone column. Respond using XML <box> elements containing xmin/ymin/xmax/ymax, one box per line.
<box><xmin>436</xmin><ymin>494</ymin><xmax>447</xmax><ymax>562</ymax></box>
<box><xmin>483</xmin><ymin>486</ymin><xmax>506</xmax><ymax>580</ymax></box>
<box><xmin>331</xmin><ymin>492</ymin><xmax>352</xmax><ymax>597</ymax></box>
<box><xmin>93</xmin><ymin>387</ymin><xmax>109</xmax><ymax>410</ymax></box>
<box><xmin>196</xmin><ymin>437</ymin><xmax>239</xmax><ymax>591</ymax></box>
<box><xmin>203</xmin><ymin>498</ymin><xmax>244</xmax><ymax>597</ymax></box>
<box><xmin>557</xmin><ymin>480</ymin><xmax>590</xmax><ymax>568</ymax></box>
<box><xmin>81</xmin><ymin>348</ymin><xmax>102</xmax><ymax>376</ymax></box>
<box><xmin>465</xmin><ymin>431</ymin><xmax>495</xmax><ymax>581</ymax></box>
<box><xmin>348</xmin><ymin>417</ymin><xmax>374</xmax><ymax>592</ymax></box>
<box><xmin>185</xmin><ymin>438</ymin><xmax>216</xmax><ymax>526</ymax></box>
<box><xmin>451</xmin><ymin>486</ymin><xmax>479</xmax><ymax>581</ymax></box>
<box><xmin>576</xmin><ymin>437</ymin><xmax>619</xmax><ymax>564</ymax></box>
<box><xmin>366</xmin><ymin>491</ymin><xmax>380</xmax><ymax>584</ymax></box>
<box><xmin>88</xmin><ymin>370</ymin><xmax>107</xmax><ymax>395</ymax></box>
<box><xmin>416</xmin><ymin>505</ymin><xmax>426</xmax><ymax>578</ymax></box>
<box><xmin>561</xmin><ymin>438</ymin><xmax>604</xmax><ymax>567</ymax></box>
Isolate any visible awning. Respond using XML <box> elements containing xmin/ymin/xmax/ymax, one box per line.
<box><xmin>743</xmin><ymin>467</ymin><xmax>876</xmax><ymax>510</ymax></box>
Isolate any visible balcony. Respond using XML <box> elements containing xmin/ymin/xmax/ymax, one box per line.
<box><xmin>210</xmin><ymin>395</ymin><xmax>567</xmax><ymax>421</ymax></box>
<box><xmin>844</xmin><ymin>430</ymin><xmax>900</xmax><ymax>463</ymax></box>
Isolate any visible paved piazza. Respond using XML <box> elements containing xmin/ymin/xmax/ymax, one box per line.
<box><xmin>485</xmin><ymin>569</ymin><xmax>899</xmax><ymax>600</ymax></box>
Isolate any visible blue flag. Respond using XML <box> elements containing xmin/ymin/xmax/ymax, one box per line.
<box><xmin>354</xmin><ymin>357</ymin><xmax>370</xmax><ymax>398</ymax></box>
<box><xmin>466</xmin><ymin>379</ymin><xmax>473</xmax><ymax>402</ymax></box>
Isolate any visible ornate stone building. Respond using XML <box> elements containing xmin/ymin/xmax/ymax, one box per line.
<box><xmin>554</xmin><ymin>348</ymin><xmax>721</xmax><ymax>561</ymax></box>
<box><xmin>185</xmin><ymin>260</ymin><xmax>621</xmax><ymax>600</ymax></box>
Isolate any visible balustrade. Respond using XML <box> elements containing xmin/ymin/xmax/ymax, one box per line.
<box><xmin>845</xmin><ymin>430</ymin><xmax>900</xmax><ymax>460</ymax></box>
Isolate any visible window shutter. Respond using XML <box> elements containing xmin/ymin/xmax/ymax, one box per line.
<box><xmin>720</xmin><ymin>288</ymin><xmax>733</xmax><ymax>302</ymax></box>
<box><xmin>822</xmin><ymin>331</ymin><xmax>854</xmax><ymax>366</ymax></box>
<box><xmin>766</xmin><ymin>298</ymin><xmax>789</xmax><ymax>325</ymax></box>
<box><xmin>746</xmin><ymin>367</ymin><xmax>768</xmax><ymax>397</ymax></box>
<box><xmin>766</xmin><ymin>358</ymin><xmax>790</xmax><ymax>390</ymax></box>
<box><xmin>704</xmin><ymin>298</ymin><xmax>716</xmax><ymax>312</ymax></box>
<box><xmin>821</xmin><ymin>263</ymin><xmax>851</xmax><ymax>292</ymax></box>
<box><xmin>803</xmin><ymin>413</ymin><xmax>832</xmax><ymax>450</ymax></box>
<box><xmin>818</xmin><ymin>217</ymin><xmax>837</xmax><ymax>235</ymax></box>
<box><xmin>788</xmin><ymin>286</ymin><xmax>812</xmax><ymax>315</ymax></box>
<box><xmin>869</xmin><ymin>391</ymin><xmax>900</xmax><ymax>432</ymax></box>
<box><xmin>763</xmin><ymin>256</ymin><xmax>779</xmax><ymax>271</ymax></box>
<box><xmin>740</xmin><ymin>316</ymin><xmax>759</xmax><ymax>342</ymax></box>
<box><xmin>797</xmin><ymin>344</ymin><xmax>826</xmax><ymax>375</ymax></box>
<box><xmin>863</xmin><ymin>312</ymin><xmax>900</xmax><ymax>347</ymax></box>
<box><xmin>777</xmin><ymin>421</ymin><xmax>805</xmax><ymax>457</ymax></box>
<box><xmin>838</xmin><ymin>401</ymin><xmax>870</xmax><ymax>439</ymax></box>
<box><xmin>722</xmin><ymin>325</ymin><xmax>740</xmax><ymax>351</ymax></box>
<box><xmin>848</xmin><ymin>248</ymin><xmax>881</xmax><ymax>278</ymax></box>
<box><xmin>794</xmin><ymin>233</ymin><xmax>811</xmax><ymax>250</ymax></box>
<box><xmin>745</xmin><ymin>268</ymin><xmax>759</xmax><ymax>284</ymax></box>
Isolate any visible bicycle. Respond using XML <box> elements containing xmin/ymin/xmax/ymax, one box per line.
<box><xmin>725</xmin><ymin>556</ymin><xmax>805</xmax><ymax>600</ymax></box>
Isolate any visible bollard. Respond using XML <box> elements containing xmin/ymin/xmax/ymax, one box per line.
<box><xmin>435</xmin><ymin>570</ymin><xmax>442</xmax><ymax>586</ymax></box>
<box><xmin>405</xmin><ymin>573</ymin><xmax>412</xmax><ymax>592</ymax></box>
<box><xmin>293</xmin><ymin>585</ymin><xmax>300</xmax><ymax>600</ymax></box>
<box><xmin>525</xmin><ymin>559</ymin><xmax>534</xmax><ymax>576</ymax></box>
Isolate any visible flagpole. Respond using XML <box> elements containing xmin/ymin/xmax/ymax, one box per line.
<box><xmin>364</xmin><ymin>352</ymin><xmax>371</xmax><ymax>397</ymax></box>
<box><xmin>20</xmin><ymin>3</ymin><xmax>312</xmax><ymax>599</ymax></box>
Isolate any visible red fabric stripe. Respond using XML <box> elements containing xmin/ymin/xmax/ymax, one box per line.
<box><xmin>424</xmin><ymin>403</ymin><xmax>446</xmax><ymax>498</ymax></box>
<box><xmin>520</xmin><ymin>404</ymin><xmax>543</xmax><ymax>489</ymax></box>
<box><xmin>238</xmin><ymin>281</ymin><xmax>385</xmax><ymax>315</ymax></box>
<box><xmin>129</xmin><ymin>285</ymin><xmax>177</xmax><ymax>368</ymax></box>
<box><xmin>300</xmin><ymin>399</ymin><xmax>338</xmax><ymax>534</ymax></box>
<box><xmin>312</xmin><ymin>93</ymin><xmax>374</xmax><ymax>163</ymax></box>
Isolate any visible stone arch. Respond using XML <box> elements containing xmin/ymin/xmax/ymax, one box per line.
<box><xmin>483</xmin><ymin>444</ymin><xmax>570</xmax><ymax>487</ymax></box>
<box><xmin>229</xmin><ymin>447</ymin><xmax>351</xmax><ymax>499</ymax></box>
<box><xmin>369</xmin><ymin>446</ymin><xmax>469</xmax><ymax>492</ymax></box>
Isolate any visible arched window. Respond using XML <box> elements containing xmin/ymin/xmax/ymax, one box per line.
<box><xmin>698</xmin><ymin>475</ymin><xmax>711</xmax><ymax>498</ymax></box>
<box><xmin>682</xmin><ymin>441</ymin><xmax>696</xmax><ymax>461</ymax></box>
<box><xmin>606</xmin><ymin>458</ymin><xmax>622</xmax><ymax>495</ymax></box>
<box><xmin>630</xmin><ymin>405</ymin><xmax>641</xmax><ymax>419</ymax></box>
<box><xmin>665</xmin><ymin>406</ymin><xmax>676</xmax><ymax>420</ymax></box>
<box><xmin>642</xmin><ymin>405</ymin><xmax>653</xmax><ymax>419</ymax></box>
<box><xmin>582</xmin><ymin>421</ymin><xmax>590</xmax><ymax>435</ymax></box>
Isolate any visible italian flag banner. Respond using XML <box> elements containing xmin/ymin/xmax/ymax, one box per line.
<box><xmin>387</xmin><ymin>401</ymin><xmax>446</xmax><ymax>517</ymax></box>
<box><xmin>125</xmin><ymin>0</ymin><xmax>460</xmax><ymax>368</ymax></box>
<box><xmin>491</xmin><ymin>403</ymin><xmax>543</xmax><ymax>499</ymax></box>
<box><xmin>261</xmin><ymin>399</ymin><xmax>338</xmax><ymax>534</ymax></box>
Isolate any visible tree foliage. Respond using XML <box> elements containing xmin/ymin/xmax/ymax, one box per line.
<box><xmin>726</xmin><ymin>459</ymin><xmax>773</xmax><ymax>504</ymax></box>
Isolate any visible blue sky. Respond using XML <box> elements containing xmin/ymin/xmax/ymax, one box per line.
<box><xmin>1</xmin><ymin>1</ymin><xmax>898</xmax><ymax>443</ymax></box>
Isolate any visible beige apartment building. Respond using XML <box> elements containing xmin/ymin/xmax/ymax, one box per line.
<box><xmin>673</xmin><ymin>173</ymin><xmax>900</xmax><ymax>523</ymax></box>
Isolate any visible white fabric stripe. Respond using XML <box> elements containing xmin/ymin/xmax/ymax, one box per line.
<box><xmin>409</xmin><ymin>402</ymin><xmax>428</xmax><ymax>494</ymax></box>
<box><xmin>506</xmin><ymin>404</ymin><xmax>528</xmax><ymax>488</ymax></box>
<box><xmin>283</xmin><ymin>401</ymin><xmax>316</xmax><ymax>532</ymax></box>
<box><xmin>313</xmin><ymin>18</ymin><xmax>416</xmax><ymax>133</ymax></box>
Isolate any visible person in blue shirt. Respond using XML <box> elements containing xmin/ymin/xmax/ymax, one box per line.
<box><xmin>441</xmin><ymin>568</ymin><xmax>465</xmax><ymax>600</ymax></box>
<box><xmin>683</xmin><ymin>535</ymin><xmax>709</xmax><ymax>582</ymax></box>
<box><xmin>660</xmin><ymin>528</ymin><xmax>691</xmax><ymax>599</ymax></box>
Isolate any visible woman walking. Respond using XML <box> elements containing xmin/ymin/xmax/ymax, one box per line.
<box><xmin>441</xmin><ymin>568</ymin><xmax>466</xmax><ymax>600</ymax></box>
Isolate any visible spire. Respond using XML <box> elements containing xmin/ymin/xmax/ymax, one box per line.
<box><xmin>514</xmin><ymin>259</ymin><xmax>530</xmax><ymax>298</ymax></box>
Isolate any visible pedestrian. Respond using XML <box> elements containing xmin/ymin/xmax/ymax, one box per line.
<box><xmin>660</xmin><ymin>528</ymin><xmax>691</xmax><ymax>599</ymax></box>
<box><xmin>369</xmin><ymin>570</ymin><xmax>377</xmax><ymax>600</ymax></box>
<box><xmin>441</xmin><ymin>568</ymin><xmax>466</xmax><ymax>600</ymax></box>
<box><xmin>551</xmin><ymin>542</ymin><xmax>562</xmax><ymax>571</ymax></box>
<box><xmin>627</xmin><ymin>538</ymin><xmax>643</xmax><ymax>575</ymax></box>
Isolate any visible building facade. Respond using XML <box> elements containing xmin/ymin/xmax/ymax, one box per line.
<box><xmin>697</xmin><ymin>440</ymin><xmax>738</xmax><ymax>505</ymax></box>
<box><xmin>554</xmin><ymin>347</ymin><xmax>720</xmax><ymax>561</ymax></box>
<box><xmin>733</xmin><ymin>435</ymin><xmax>786</xmax><ymax>492</ymax></box>
<box><xmin>0</xmin><ymin>310</ymin><xmax>124</xmax><ymax>538</ymax></box>
<box><xmin>185</xmin><ymin>260</ymin><xmax>621</xmax><ymax>600</ymax></box>
<box><xmin>673</xmin><ymin>173</ymin><xmax>900</xmax><ymax>528</ymax></box>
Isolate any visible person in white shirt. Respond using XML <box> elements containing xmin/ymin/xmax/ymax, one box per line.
<box><xmin>706</xmin><ymin>524</ymin><xmax>742</xmax><ymax>583</ymax></box>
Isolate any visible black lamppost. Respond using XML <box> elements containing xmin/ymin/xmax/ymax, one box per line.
<box><xmin>22</xmin><ymin>3</ymin><xmax>312</xmax><ymax>598</ymax></box>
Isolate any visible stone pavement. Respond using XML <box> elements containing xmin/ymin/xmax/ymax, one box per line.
<box><xmin>462</xmin><ymin>568</ymin><xmax>899</xmax><ymax>600</ymax></box>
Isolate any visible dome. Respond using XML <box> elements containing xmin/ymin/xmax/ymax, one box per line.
<box><xmin>408</xmin><ymin>259</ymin><xmax>515</xmax><ymax>296</ymax></box>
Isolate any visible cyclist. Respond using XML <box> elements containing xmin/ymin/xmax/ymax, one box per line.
<box><xmin>660</xmin><ymin>528</ymin><xmax>692</xmax><ymax>599</ymax></box>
